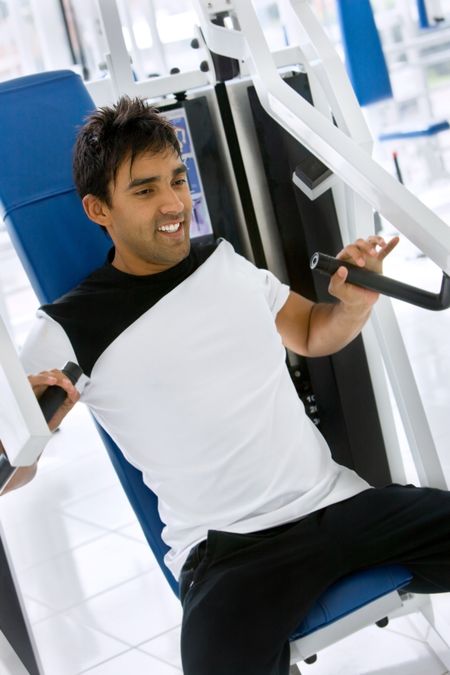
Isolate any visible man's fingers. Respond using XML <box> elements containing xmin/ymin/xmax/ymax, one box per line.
<box><xmin>336</xmin><ymin>235</ymin><xmax>400</xmax><ymax>273</ymax></box>
<box><xmin>377</xmin><ymin>235</ymin><xmax>399</xmax><ymax>261</ymax></box>
<box><xmin>28</xmin><ymin>373</ymin><xmax>57</xmax><ymax>386</ymax></box>
<box><xmin>28</xmin><ymin>370</ymin><xmax>79</xmax><ymax>404</ymax></box>
<box><xmin>329</xmin><ymin>266</ymin><xmax>355</xmax><ymax>299</ymax></box>
<box><xmin>337</xmin><ymin>236</ymin><xmax>386</xmax><ymax>266</ymax></box>
<box><xmin>28</xmin><ymin>370</ymin><xmax>80</xmax><ymax>432</ymax></box>
<box><xmin>337</xmin><ymin>239</ymin><xmax>369</xmax><ymax>266</ymax></box>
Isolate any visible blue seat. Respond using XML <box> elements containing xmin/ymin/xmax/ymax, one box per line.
<box><xmin>290</xmin><ymin>564</ymin><xmax>410</xmax><ymax>641</ymax></box>
<box><xmin>0</xmin><ymin>69</ymin><xmax>413</xmax><ymax>667</ymax></box>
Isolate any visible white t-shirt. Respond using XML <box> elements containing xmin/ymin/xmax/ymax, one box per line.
<box><xmin>21</xmin><ymin>240</ymin><xmax>370</xmax><ymax>579</ymax></box>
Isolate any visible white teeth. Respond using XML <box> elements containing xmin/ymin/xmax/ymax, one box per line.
<box><xmin>158</xmin><ymin>222</ymin><xmax>180</xmax><ymax>233</ymax></box>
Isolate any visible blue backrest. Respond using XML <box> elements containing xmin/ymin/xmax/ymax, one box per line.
<box><xmin>0</xmin><ymin>70</ymin><xmax>178</xmax><ymax>596</ymax></box>
<box><xmin>336</xmin><ymin>0</ymin><xmax>393</xmax><ymax>106</ymax></box>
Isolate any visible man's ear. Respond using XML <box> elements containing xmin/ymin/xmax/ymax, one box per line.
<box><xmin>82</xmin><ymin>194</ymin><xmax>112</xmax><ymax>229</ymax></box>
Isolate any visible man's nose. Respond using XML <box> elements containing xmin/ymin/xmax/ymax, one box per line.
<box><xmin>159</xmin><ymin>187</ymin><xmax>184</xmax><ymax>214</ymax></box>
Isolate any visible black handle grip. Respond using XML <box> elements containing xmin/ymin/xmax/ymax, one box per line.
<box><xmin>37</xmin><ymin>361</ymin><xmax>83</xmax><ymax>423</ymax></box>
<box><xmin>310</xmin><ymin>252</ymin><xmax>450</xmax><ymax>311</ymax></box>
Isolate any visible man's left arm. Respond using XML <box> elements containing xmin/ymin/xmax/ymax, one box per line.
<box><xmin>275</xmin><ymin>235</ymin><xmax>399</xmax><ymax>357</ymax></box>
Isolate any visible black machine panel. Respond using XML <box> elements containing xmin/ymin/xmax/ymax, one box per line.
<box><xmin>216</xmin><ymin>72</ymin><xmax>390</xmax><ymax>487</ymax></box>
<box><xmin>247</xmin><ymin>73</ymin><xmax>391</xmax><ymax>487</ymax></box>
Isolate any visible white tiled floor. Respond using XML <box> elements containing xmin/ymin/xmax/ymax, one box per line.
<box><xmin>1</xmin><ymin>406</ymin><xmax>184</xmax><ymax>675</ymax></box>
<box><xmin>1</xmin><ymin>162</ymin><xmax>450</xmax><ymax>674</ymax></box>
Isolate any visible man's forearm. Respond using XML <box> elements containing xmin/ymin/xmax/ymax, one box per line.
<box><xmin>277</xmin><ymin>235</ymin><xmax>398</xmax><ymax>358</ymax></box>
<box><xmin>306</xmin><ymin>300</ymin><xmax>372</xmax><ymax>357</ymax></box>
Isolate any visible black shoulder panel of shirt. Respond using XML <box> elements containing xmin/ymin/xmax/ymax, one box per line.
<box><xmin>40</xmin><ymin>239</ymin><xmax>220</xmax><ymax>378</ymax></box>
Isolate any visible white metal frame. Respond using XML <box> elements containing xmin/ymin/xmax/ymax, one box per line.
<box><xmin>89</xmin><ymin>0</ymin><xmax>315</xmax><ymax>107</ymax></box>
<box><xmin>0</xmin><ymin>316</ymin><xmax>50</xmax><ymax>468</ymax></box>
<box><xmin>277</xmin><ymin>0</ymin><xmax>448</xmax><ymax>492</ymax></box>
<box><xmin>89</xmin><ymin>0</ymin><xmax>211</xmax><ymax>105</ymax></box>
<box><xmin>231</xmin><ymin>0</ymin><xmax>450</xmax><ymax>272</ymax></box>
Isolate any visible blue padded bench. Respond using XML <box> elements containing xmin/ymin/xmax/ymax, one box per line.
<box><xmin>290</xmin><ymin>564</ymin><xmax>412</xmax><ymax>641</ymax></box>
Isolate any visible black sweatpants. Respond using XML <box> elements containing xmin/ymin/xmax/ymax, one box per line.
<box><xmin>180</xmin><ymin>484</ymin><xmax>450</xmax><ymax>675</ymax></box>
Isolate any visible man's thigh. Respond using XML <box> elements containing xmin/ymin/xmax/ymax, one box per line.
<box><xmin>181</xmin><ymin>567</ymin><xmax>291</xmax><ymax>675</ymax></box>
<box><xmin>180</xmin><ymin>520</ymin><xmax>347</xmax><ymax>675</ymax></box>
<box><xmin>323</xmin><ymin>484</ymin><xmax>450</xmax><ymax>590</ymax></box>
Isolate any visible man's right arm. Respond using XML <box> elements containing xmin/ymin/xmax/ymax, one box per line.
<box><xmin>1</xmin><ymin>370</ymin><xmax>79</xmax><ymax>495</ymax></box>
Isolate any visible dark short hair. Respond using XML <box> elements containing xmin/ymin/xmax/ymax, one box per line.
<box><xmin>73</xmin><ymin>96</ymin><xmax>181</xmax><ymax>207</ymax></box>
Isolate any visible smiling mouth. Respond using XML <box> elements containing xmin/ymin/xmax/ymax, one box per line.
<box><xmin>156</xmin><ymin>221</ymin><xmax>184</xmax><ymax>235</ymax></box>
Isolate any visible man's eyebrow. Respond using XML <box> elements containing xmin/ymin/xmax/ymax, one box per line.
<box><xmin>127</xmin><ymin>163</ymin><xmax>187</xmax><ymax>190</ymax></box>
<box><xmin>173</xmin><ymin>163</ymin><xmax>188</xmax><ymax>176</ymax></box>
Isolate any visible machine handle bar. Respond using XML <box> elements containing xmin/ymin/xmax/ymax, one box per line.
<box><xmin>310</xmin><ymin>252</ymin><xmax>450</xmax><ymax>311</ymax></box>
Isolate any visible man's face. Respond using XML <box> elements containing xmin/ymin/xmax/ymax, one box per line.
<box><xmin>99</xmin><ymin>148</ymin><xmax>192</xmax><ymax>275</ymax></box>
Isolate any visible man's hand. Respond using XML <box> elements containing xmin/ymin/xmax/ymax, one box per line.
<box><xmin>328</xmin><ymin>235</ymin><xmax>399</xmax><ymax>310</ymax></box>
<box><xmin>276</xmin><ymin>235</ymin><xmax>400</xmax><ymax>357</ymax></box>
<box><xmin>29</xmin><ymin>369</ymin><xmax>80</xmax><ymax>431</ymax></box>
<box><xmin>0</xmin><ymin>369</ymin><xmax>80</xmax><ymax>495</ymax></box>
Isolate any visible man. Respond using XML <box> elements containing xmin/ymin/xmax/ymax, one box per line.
<box><xmin>6</xmin><ymin>97</ymin><xmax>450</xmax><ymax>675</ymax></box>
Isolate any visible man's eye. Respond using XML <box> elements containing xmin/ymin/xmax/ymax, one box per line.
<box><xmin>174</xmin><ymin>178</ymin><xmax>188</xmax><ymax>186</ymax></box>
<box><xmin>135</xmin><ymin>188</ymin><xmax>153</xmax><ymax>196</ymax></box>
